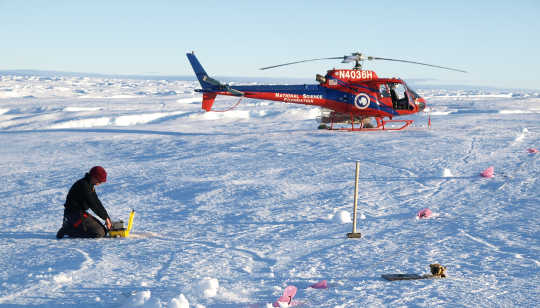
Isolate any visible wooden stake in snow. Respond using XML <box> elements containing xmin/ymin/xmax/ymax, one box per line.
<box><xmin>347</xmin><ymin>161</ymin><xmax>362</xmax><ymax>238</ymax></box>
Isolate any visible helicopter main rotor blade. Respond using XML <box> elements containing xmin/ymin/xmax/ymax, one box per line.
<box><xmin>368</xmin><ymin>57</ymin><xmax>467</xmax><ymax>73</ymax></box>
<box><xmin>260</xmin><ymin>57</ymin><xmax>344</xmax><ymax>70</ymax></box>
<box><xmin>259</xmin><ymin>52</ymin><xmax>467</xmax><ymax>73</ymax></box>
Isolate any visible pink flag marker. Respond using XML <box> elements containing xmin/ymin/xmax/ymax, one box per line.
<box><xmin>527</xmin><ymin>148</ymin><xmax>538</xmax><ymax>154</ymax></box>
<box><xmin>417</xmin><ymin>208</ymin><xmax>432</xmax><ymax>219</ymax></box>
<box><xmin>481</xmin><ymin>166</ymin><xmax>494</xmax><ymax>178</ymax></box>
<box><xmin>273</xmin><ymin>286</ymin><xmax>297</xmax><ymax>307</ymax></box>
<box><xmin>310</xmin><ymin>280</ymin><xmax>328</xmax><ymax>289</ymax></box>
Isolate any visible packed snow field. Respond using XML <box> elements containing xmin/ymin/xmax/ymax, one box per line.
<box><xmin>0</xmin><ymin>74</ymin><xmax>539</xmax><ymax>307</ymax></box>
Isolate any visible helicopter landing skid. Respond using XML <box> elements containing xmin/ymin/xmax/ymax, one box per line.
<box><xmin>327</xmin><ymin>117</ymin><xmax>413</xmax><ymax>131</ymax></box>
<box><xmin>377</xmin><ymin>119</ymin><xmax>414</xmax><ymax>131</ymax></box>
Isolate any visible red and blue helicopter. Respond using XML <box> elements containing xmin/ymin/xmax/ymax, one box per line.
<box><xmin>187</xmin><ymin>52</ymin><xmax>466</xmax><ymax>131</ymax></box>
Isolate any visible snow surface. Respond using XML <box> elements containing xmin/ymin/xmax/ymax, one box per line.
<box><xmin>0</xmin><ymin>74</ymin><xmax>539</xmax><ymax>307</ymax></box>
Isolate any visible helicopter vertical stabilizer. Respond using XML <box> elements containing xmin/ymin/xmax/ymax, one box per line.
<box><xmin>186</xmin><ymin>52</ymin><xmax>210</xmax><ymax>86</ymax></box>
<box><xmin>187</xmin><ymin>52</ymin><xmax>217</xmax><ymax>111</ymax></box>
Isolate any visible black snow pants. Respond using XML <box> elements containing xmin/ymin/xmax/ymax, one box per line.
<box><xmin>63</xmin><ymin>212</ymin><xmax>107</xmax><ymax>238</ymax></box>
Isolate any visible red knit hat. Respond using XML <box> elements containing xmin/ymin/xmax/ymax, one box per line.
<box><xmin>89</xmin><ymin>166</ymin><xmax>107</xmax><ymax>183</ymax></box>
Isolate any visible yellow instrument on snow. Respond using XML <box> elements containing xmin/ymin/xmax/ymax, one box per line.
<box><xmin>108</xmin><ymin>210</ymin><xmax>135</xmax><ymax>238</ymax></box>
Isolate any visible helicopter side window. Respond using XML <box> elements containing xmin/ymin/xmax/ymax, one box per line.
<box><xmin>379</xmin><ymin>84</ymin><xmax>391</xmax><ymax>98</ymax></box>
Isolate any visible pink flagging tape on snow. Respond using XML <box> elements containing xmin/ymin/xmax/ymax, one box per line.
<box><xmin>417</xmin><ymin>208</ymin><xmax>432</xmax><ymax>219</ymax></box>
<box><xmin>527</xmin><ymin>148</ymin><xmax>538</xmax><ymax>153</ymax></box>
<box><xmin>273</xmin><ymin>286</ymin><xmax>297</xmax><ymax>307</ymax></box>
<box><xmin>310</xmin><ymin>280</ymin><xmax>328</xmax><ymax>289</ymax></box>
<box><xmin>481</xmin><ymin>166</ymin><xmax>494</xmax><ymax>178</ymax></box>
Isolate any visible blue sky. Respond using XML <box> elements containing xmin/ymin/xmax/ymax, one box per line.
<box><xmin>1</xmin><ymin>1</ymin><xmax>539</xmax><ymax>89</ymax></box>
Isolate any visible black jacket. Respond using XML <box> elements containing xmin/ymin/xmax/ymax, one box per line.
<box><xmin>63</xmin><ymin>173</ymin><xmax>110</xmax><ymax>224</ymax></box>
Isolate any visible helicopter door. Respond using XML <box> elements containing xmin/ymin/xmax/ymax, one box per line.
<box><xmin>389</xmin><ymin>83</ymin><xmax>412</xmax><ymax>111</ymax></box>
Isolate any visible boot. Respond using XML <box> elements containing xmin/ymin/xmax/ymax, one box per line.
<box><xmin>56</xmin><ymin>227</ymin><xmax>66</xmax><ymax>239</ymax></box>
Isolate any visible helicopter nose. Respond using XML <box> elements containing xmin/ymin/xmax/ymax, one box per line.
<box><xmin>415</xmin><ymin>98</ymin><xmax>426</xmax><ymax>112</ymax></box>
<box><xmin>418</xmin><ymin>101</ymin><xmax>426</xmax><ymax>111</ymax></box>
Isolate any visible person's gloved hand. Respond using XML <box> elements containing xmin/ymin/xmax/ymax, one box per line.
<box><xmin>105</xmin><ymin>217</ymin><xmax>112</xmax><ymax>230</ymax></box>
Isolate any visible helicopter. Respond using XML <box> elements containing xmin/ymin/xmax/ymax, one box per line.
<box><xmin>186</xmin><ymin>52</ymin><xmax>466</xmax><ymax>131</ymax></box>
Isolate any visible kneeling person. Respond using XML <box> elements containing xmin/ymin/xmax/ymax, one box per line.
<box><xmin>56</xmin><ymin>166</ymin><xmax>112</xmax><ymax>239</ymax></box>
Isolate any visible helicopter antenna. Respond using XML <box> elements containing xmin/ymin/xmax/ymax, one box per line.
<box><xmin>260</xmin><ymin>52</ymin><xmax>467</xmax><ymax>73</ymax></box>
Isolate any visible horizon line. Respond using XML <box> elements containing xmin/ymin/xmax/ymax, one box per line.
<box><xmin>0</xmin><ymin>68</ymin><xmax>537</xmax><ymax>92</ymax></box>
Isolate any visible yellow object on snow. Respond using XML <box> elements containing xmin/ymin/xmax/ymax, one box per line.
<box><xmin>108</xmin><ymin>210</ymin><xmax>135</xmax><ymax>238</ymax></box>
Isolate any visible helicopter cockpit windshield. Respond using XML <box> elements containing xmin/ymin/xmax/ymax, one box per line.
<box><xmin>406</xmin><ymin>86</ymin><xmax>420</xmax><ymax>100</ymax></box>
<box><xmin>404</xmin><ymin>84</ymin><xmax>426</xmax><ymax>112</ymax></box>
